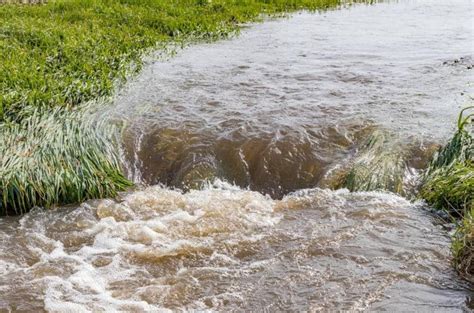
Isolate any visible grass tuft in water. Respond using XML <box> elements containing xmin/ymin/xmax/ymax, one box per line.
<box><xmin>0</xmin><ymin>105</ymin><xmax>133</xmax><ymax>215</ymax></box>
<box><xmin>342</xmin><ymin>130</ymin><xmax>407</xmax><ymax>194</ymax></box>
<box><xmin>420</xmin><ymin>106</ymin><xmax>473</xmax><ymax>283</ymax></box>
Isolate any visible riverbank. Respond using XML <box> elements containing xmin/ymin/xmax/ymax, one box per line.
<box><xmin>420</xmin><ymin>107</ymin><xmax>473</xmax><ymax>283</ymax></box>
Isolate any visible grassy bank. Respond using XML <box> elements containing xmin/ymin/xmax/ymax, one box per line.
<box><xmin>420</xmin><ymin>107</ymin><xmax>473</xmax><ymax>283</ymax></box>
<box><xmin>0</xmin><ymin>0</ymin><xmax>340</xmax><ymax>213</ymax></box>
<box><xmin>0</xmin><ymin>0</ymin><xmax>338</xmax><ymax>122</ymax></box>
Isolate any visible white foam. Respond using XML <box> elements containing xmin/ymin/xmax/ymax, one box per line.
<box><xmin>12</xmin><ymin>184</ymin><xmax>279</xmax><ymax>311</ymax></box>
<box><xmin>0</xmin><ymin>183</ymin><xmax>460</xmax><ymax>311</ymax></box>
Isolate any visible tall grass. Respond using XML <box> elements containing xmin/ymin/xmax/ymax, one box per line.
<box><xmin>421</xmin><ymin>107</ymin><xmax>473</xmax><ymax>215</ymax></box>
<box><xmin>0</xmin><ymin>105</ymin><xmax>132</xmax><ymax>215</ymax></box>
<box><xmin>420</xmin><ymin>106</ymin><xmax>473</xmax><ymax>282</ymax></box>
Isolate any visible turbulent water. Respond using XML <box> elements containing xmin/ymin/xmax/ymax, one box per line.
<box><xmin>1</xmin><ymin>0</ymin><xmax>473</xmax><ymax>311</ymax></box>
<box><xmin>0</xmin><ymin>185</ymin><xmax>471</xmax><ymax>311</ymax></box>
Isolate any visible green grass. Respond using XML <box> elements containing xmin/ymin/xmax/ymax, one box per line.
<box><xmin>0</xmin><ymin>104</ymin><xmax>133</xmax><ymax>215</ymax></box>
<box><xmin>0</xmin><ymin>0</ymin><xmax>339</xmax><ymax>122</ymax></box>
<box><xmin>420</xmin><ymin>106</ymin><xmax>473</xmax><ymax>283</ymax></box>
<box><xmin>452</xmin><ymin>206</ymin><xmax>473</xmax><ymax>283</ymax></box>
<box><xmin>421</xmin><ymin>107</ymin><xmax>473</xmax><ymax>215</ymax></box>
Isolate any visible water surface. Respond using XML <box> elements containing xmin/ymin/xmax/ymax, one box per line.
<box><xmin>1</xmin><ymin>0</ymin><xmax>473</xmax><ymax>311</ymax></box>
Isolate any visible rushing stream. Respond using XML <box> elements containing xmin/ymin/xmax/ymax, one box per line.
<box><xmin>1</xmin><ymin>0</ymin><xmax>473</xmax><ymax>311</ymax></box>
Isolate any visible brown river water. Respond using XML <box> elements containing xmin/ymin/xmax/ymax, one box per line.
<box><xmin>1</xmin><ymin>0</ymin><xmax>473</xmax><ymax>311</ymax></box>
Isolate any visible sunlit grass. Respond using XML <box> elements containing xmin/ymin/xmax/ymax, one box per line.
<box><xmin>0</xmin><ymin>0</ymin><xmax>339</xmax><ymax>122</ymax></box>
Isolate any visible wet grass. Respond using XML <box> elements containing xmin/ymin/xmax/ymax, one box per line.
<box><xmin>0</xmin><ymin>0</ymin><xmax>339</xmax><ymax>122</ymax></box>
<box><xmin>0</xmin><ymin>104</ymin><xmax>133</xmax><ymax>215</ymax></box>
<box><xmin>420</xmin><ymin>107</ymin><xmax>473</xmax><ymax>283</ymax></box>
<box><xmin>342</xmin><ymin>130</ymin><xmax>407</xmax><ymax>194</ymax></box>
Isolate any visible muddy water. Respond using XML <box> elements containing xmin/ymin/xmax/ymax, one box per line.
<box><xmin>0</xmin><ymin>185</ymin><xmax>472</xmax><ymax>311</ymax></box>
<box><xmin>1</xmin><ymin>0</ymin><xmax>474</xmax><ymax>311</ymax></box>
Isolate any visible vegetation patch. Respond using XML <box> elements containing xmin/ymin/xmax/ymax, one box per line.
<box><xmin>420</xmin><ymin>107</ymin><xmax>474</xmax><ymax>283</ymax></box>
<box><xmin>341</xmin><ymin>130</ymin><xmax>407</xmax><ymax>194</ymax></box>
<box><xmin>0</xmin><ymin>105</ymin><xmax>132</xmax><ymax>215</ymax></box>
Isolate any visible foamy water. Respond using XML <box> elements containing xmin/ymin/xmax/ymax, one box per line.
<box><xmin>0</xmin><ymin>183</ymin><xmax>470</xmax><ymax>311</ymax></box>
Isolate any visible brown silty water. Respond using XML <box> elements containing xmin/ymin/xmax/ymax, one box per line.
<box><xmin>0</xmin><ymin>0</ymin><xmax>473</xmax><ymax>311</ymax></box>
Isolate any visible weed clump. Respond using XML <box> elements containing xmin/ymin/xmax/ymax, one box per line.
<box><xmin>342</xmin><ymin>131</ymin><xmax>407</xmax><ymax>194</ymax></box>
<box><xmin>420</xmin><ymin>106</ymin><xmax>473</xmax><ymax>283</ymax></box>
<box><xmin>0</xmin><ymin>106</ymin><xmax>132</xmax><ymax>215</ymax></box>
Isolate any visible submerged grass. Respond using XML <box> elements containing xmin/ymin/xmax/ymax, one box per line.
<box><xmin>420</xmin><ymin>107</ymin><xmax>473</xmax><ymax>283</ymax></box>
<box><xmin>0</xmin><ymin>105</ymin><xmax>132</xmax><ymax>215</ymax></box>
<box><xmin>342</xmin><ymin>130</ymin><xmax>407</xmax><ymax>194</ymax></box>
<box><xmin>0</xmin><ymin>0</ymin><xmax>339</xmax><ymax>122</ymax></box>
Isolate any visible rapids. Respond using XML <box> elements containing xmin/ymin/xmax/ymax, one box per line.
<box><xmin>111</xmin><ymin>0</ymin><xmax>473</xmax><ymax>197</ymax></box>
<box><xmin>0</xmin><ymin>184</ymin><xmax>471</xmax><ymax>311</ymax></box>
